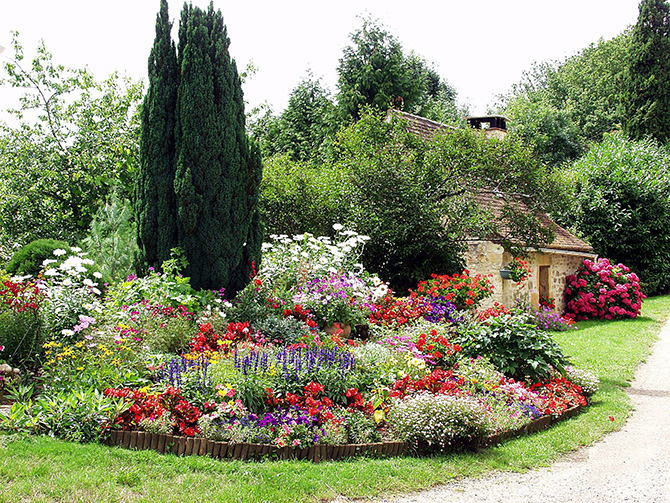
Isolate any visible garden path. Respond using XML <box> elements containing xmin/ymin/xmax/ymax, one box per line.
<box><xmin>335</xmin><ymin>316</ymin><xmax>670</xmax><ymax>503</ymax></box>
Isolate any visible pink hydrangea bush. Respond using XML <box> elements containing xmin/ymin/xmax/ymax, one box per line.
<box><xmin>564</xmin><ymin>258</ymin><xmax>646</xmax><ymax>321</ymax></box>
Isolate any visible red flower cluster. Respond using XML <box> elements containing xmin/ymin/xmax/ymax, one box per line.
<box><xmin>345</xmin><ymin>387</ymin><xmax>373</xmax><ymax>414</ymax></box>
<box><xmin>507</xmin><ymin>257</ymin><xmax>532</xmax><ymax>283</ymax></box>
<box><xmin>415</xmin><ymin>329</ymin><xmax>461</xmax><ymax>366</ymax></box>
<box><xmin>189</xmin><ymin>321</ymin><xmax>253</xmax><ymax>354</ymax></box>
<box><xmin>390</xmin><ymin>369</ymin><xmax>466</xmax><ymax>399</ymax></box>
<box><xmin>265</xmin><ymin>382</ymin><xmax>335</xmax><ymax>422</ymax></box>
<box><xmin>477</xmin><ymin>302</ymin><xmax>511</xmax><ymax>321</ymax></box>
<box><xmin>412</xmin><ymin>271</ymin><xmax>494</xmax><ymax>309</ymax></box>
<box><xmin>529</xmin><ymin>377</ymin><xmax>587</xmax><ymax>416</ymax></box>
<box><xmin>0</xmin><ymin>280</ymin><xmax>45</xmax><ymax>313</ymax></box>
<box><xmin>104</xmin><ymin>386</ymin><xmax>209</xmax><ymax>436</ymax></box>
<box><xmin>538</xmin><ymin>294</ymin><xmax>556</xmax><ymax>310</ymax></box>
<box><xmin>368</xmin><ymin>295</ymin><xmax>423</xmax><ymax>327</ymax></box>
<box><xmin>282</xmin><ymin>304</ymin><xmax>318</xmax><ymax>329</ymax></box>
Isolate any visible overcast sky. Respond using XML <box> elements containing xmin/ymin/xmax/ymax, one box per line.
<box><xmin>0</xmin><ymin>0</ymin><xmax>640</xmax><ymax>116</ymax></box>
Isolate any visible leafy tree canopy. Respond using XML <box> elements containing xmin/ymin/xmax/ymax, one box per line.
<box><xmin>336</xmin><ymin>18</ymin><xmax>461</xmax><ymax>124</ymax></box>
<box><xmin>623</xmin><ymin>0</ymin><xmax>670</xmax><ymax>142</ymax></box>
<box><xmin>500</xmin><ymin>32</ymin><xmax>630</xmax><ymax>164</ymax></box>
<box><xmin>260</xmin><ymin>110</ymin><xmax>557</xmax><ymax>292</ymax></box>
<box><xmin>0</xmin><ymin>34</ymin><xmax>143</xmax><ymax>245</ymax></box>
<box><xmin>559</xmin><ymin>132</ymin><xmax>670</xmax><ymax>295</ymax></box>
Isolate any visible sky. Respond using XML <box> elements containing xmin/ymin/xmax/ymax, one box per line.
<box><xmin>0</xmin><ymin>0</ymin><xmax>641</xmax><ymax>117</ymax></box>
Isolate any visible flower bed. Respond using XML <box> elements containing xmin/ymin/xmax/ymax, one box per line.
<box><xmin>0</xmin><ymin>230</ymin><xmax>604</xmax><ymax>462</ymax></box>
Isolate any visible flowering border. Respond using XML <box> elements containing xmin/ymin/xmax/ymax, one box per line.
<box><xmin>104</xmin><ymin>405</ymin><xmax>585</xmax><ymax>462</ymax></box>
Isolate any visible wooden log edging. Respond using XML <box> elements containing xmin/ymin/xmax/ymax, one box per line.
<box><xmin>104</xmin><ymin>430</ymin><xmax>406</xmax><ymax>462</ymax></box>
<box><xmin>477</xmin><ymin>405</ymin><xmax>585</xmax><ymax>449</ymax></box>
<box><xmin>104</xmin><ymin>406</ymin><xmax>584</xmax><ymax>461</ymax></box>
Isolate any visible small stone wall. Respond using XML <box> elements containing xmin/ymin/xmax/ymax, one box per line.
<box><xmin>464</xmin><ymin>241</ymin><xmax>592</xmax><ymax>313</ymax></box>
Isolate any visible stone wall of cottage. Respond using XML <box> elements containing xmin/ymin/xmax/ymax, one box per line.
<box><xmin>464</xmin><ymin>242</ymin><xmax>591</xmax><ymax>313</ymax></box>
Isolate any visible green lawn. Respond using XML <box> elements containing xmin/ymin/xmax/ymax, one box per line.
<box><xmin>2</xmin><ymin>295</ymin><xmax>669</xmax><ymax>503</ymax></box>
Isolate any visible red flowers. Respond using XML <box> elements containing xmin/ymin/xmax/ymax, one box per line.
<box><xmin>189</xmin><ymin>321</ymin><xmax>253</xmax><ymax>354</ymax></box>
<box><xmin>529</xmin><ymin>376</ymin><xmax>587</xmax><ymax>416</ymax></box>
<box><xmin>390</xmin><ymin>369</ymin><xmax>466</xmax><ymax>399</ymax></box>
<box><xmin>415</xmin><ymin>329</ymin><xmax>461</xmax><ymax>366</ymax></box>
<box><xmin>0</xmin><ymin>279</ymin><xmax>45</xmax><ymax>313</ymax></box>
<box><xmin>411</xmin><ymin>272</ymin><xmax>494</xmax><ymax>310</ymax></box>
<box><xmin>104</xmin><ymin>387</ymin><xmax>202</xmax><ymax>436</ymax></box>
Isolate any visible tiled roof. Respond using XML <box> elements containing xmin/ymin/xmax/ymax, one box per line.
<box><xmin>473</xmin><ymin>191</ymin><xmax>594</xmax><ymax>254</ymax></box>
<box><xmin>387</xmin><ymin>109</ymin><xmax>456</xmax><ymax>140</ymax></box>
<box><xmin>391</xmin><ymin>110</ymin><xmax>594</xmax><ymax>255</ymax></box>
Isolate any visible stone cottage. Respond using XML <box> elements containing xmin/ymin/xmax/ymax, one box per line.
<box><xmin>389</xmin><ymin>109</ymin><xmax>596</xmax><ymax>312</ymax></box>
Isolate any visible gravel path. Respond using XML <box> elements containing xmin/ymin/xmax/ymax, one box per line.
<box><xmin>335</xmin><ymin>316</ymin><xmax>670</xmax><ymax>503</ymax></box>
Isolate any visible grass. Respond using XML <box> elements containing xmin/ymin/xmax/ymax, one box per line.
<box><xmin>1</xmin><ymin>295</ymin><xmax>669</xmax><ymax>503</ymax></box>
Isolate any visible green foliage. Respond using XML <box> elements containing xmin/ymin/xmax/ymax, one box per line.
<box><xmin>502</xmin><ymin>32</ymin><xmax>629</xmax><ymax>155</ymax></box>
<box><xmin>456</xmin><ymin>314</ymin><xmax>569</xmax><ymax>383</ymax></box>
<box><xmin>0</xmin><ymin>309</ymin><xmax>43</xmax><ymax>368</ymax></box>
<box><xmin>251</xmin><ymin>316</ymin><xmax>311</xmax><ymax>346</ymax></box>
<box><xmin>505</xmin><ymin>98</ymin><xmax>585</xmax><ymax>166</ymax></box>
<box><xmin>0</xmin><ymin>34</ymin><xmax>143</xmax><ymax>244</ymax></box>
<box><xmin>623</xmin><ymin>0</ymin><xmax>670</xmax><ymax>142</ymax></box>
<box><xmin>1</xmin><ymin>387</ymin><xmax>121</xmax><ymax>442</ymax></box>
<box><xmin>335</xmin><ymin>111</ymin><xmax>555</xmax><ymax>292</ymax></box>
<box><xmin>81</xmin><ymin>194</ymin><xmax>138</xmax><ymax>283</ymax></box>
<box><xmin>257</xmin><ymin>75</ymin><xmax>338</xmax><ymax>163</ymax></box>
<box><xmin>561</xmin><ymin>133</ymin><xmax>670</xmax><ymax>294</ymax></box>
<box><xmin>336</xmin><ymin>18</ymin><xmax>459</xmax><ymax>123</ymax></box>
<box><xmin>104</xmin><ymin>250</ymin><xmax>205</xmax><ymax>313</ymax></box>
<box><xmin>259</xmin><ymin>154</ymin><xmax>347</xmax><ymax>237</ymax></box>
<box><xmin>135</xmin><ymin>0</ymin><xmax>179</xmax><ymax>271</ymax></box>
<box><xmin>5</xmin><ymin>239</ymin><xmax>70</xmax><ymax>277</ymax></box>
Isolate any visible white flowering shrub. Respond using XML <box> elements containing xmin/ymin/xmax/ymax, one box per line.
<box><xmin>389</xmin><ymin>392</ymin><xmax>492</xmax><ymax>450</ymax></box>
<box><xmin>259</xmin><ymin>226</ymin><xmax>388</xmax><ymax>299</ymax></box>
<box><xmin>40</xmin><ymin>248</ymin><xmax>103</xmax><ymax>343</ymax></box>
<box><xmin>564</xmin><ymin>366</ymin><xmax>600</xmax><ymax>396</ymax></box>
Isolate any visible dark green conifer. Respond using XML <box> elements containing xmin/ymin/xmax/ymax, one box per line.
<box><xmin>173</xmin><ymin>3</ymin><xmax>262</xmax><ymax>294</ymax></box>
<box><xmin>135</xmin><ymin>0</ymin><xmax>179</xmax><ymax>269</ymax></box>
<box><xmin>623</xmin><ymin>0</ymin><xmax>670</xmax><ymax>142</ymax></box>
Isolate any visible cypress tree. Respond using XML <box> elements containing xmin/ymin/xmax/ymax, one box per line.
<box><xmin>135</xmin><ymin>0</ymin><xmax>179</xmax><ymax>270</ymax></box>
<box><xmin>173</xmin><ymin>3</ymin><xmax>263</xmax><ymax>294</ymax></box>
<box><xmin>623</xmin><ymin>0</ymin><xmax>670</xmax><ymax>142</ymax></box>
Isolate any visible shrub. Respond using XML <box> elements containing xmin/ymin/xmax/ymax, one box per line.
<box><xmin>251</xmin><ymin>316</ymin><xmax>312</xmax><ymax>346</ymax></box>
<box><xmin>5</xmin><ymin>239</ymin><xmax>71</xmax><ymax>276</ymax></box>
<box><xmin>259</xmin><ymin>155</ymin><xmax>347</xmax><ymax>238</ymax></box>
<box><xmin>0</xmin><ymin>279</ymin><xmax>46</xmax><ymax>367</ymax></box>
<box><xmin>562</xmin><ymin>133</ymin><xmax>670</xmax><ymax>294</ymax></box>
<box><xmin>564</xmin><ymin>258</ymin><xmax>645</xmax><ymax>321</ymax></box>
<box><xmin>456</xmin><ymin>314</ymin><xmax>569</xmax><ymax>383</ymax></box>
<box><xmin>389</xmin><ymin>392</ymin><xmax>491</xmax><ymax>450</ymax></box>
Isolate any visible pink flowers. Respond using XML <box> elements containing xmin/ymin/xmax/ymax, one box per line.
<box><xmin>564</xmin><ymin>258</ymin><xmax>646</xmax><ymax>321</ymax></box>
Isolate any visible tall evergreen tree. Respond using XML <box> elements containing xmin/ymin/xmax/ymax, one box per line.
<box><xmin>173</xmin><ymin>3</ymin><xmax>262</xmax><ymax>294</ymax></box>
<box><xmin>135</xmin><ymin>0</ymin><xmax>179</xmax><ymax>269</ymax></box>
<box><xmin>623</xmin><ymin>0</ymin><xmax>670</xmax><ymax>142</ymax></box>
